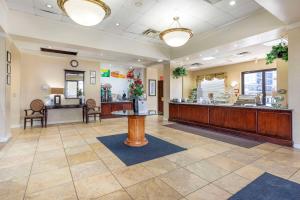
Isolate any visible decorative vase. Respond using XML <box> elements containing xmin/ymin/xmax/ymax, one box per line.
<box><xmin>132</xmin><ymin>97</ymin><xmax>139</xmax><ymax>113</ymax></box>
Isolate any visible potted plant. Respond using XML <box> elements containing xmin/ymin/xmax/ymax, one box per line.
<box><xmin>172</xmin><ymin>66</ymin><xmax>187</xmax><ymax>98</ymax></box>
<box><xmin>266</xmin><ymin>43</ymin><xmax>288</xmax><ymax>64</ymax></box>
<box><xmin>128</xmin><ymin>69</ymin><xmax>144</xmax><ymax>113</ymax></box>
<box><xmin>77</xmin><ymin>89</ymin><xmax>84</xmax><ymax>105</ymax></box>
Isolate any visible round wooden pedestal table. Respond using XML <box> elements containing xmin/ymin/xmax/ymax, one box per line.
<box><xmin>111</xmin><ymin>110</ymin><xmax>156</xmax><ymax>147</ymax></box>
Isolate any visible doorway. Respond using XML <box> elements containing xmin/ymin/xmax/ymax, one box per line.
<box><xmin>158</xmin><ymin>80</ymin><xmax>164</xmax><ymax>115</ymax></box>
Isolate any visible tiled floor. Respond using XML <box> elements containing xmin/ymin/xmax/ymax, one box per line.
<box><xmin>1</xmin><ymin>116</ymin><xmax>300</xmax><ymax>200</ymax></box>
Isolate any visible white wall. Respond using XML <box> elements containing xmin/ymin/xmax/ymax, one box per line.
<box><xmin>0</xmin><ymin>34</ymin><xmax>11</xmax><ymax>141</ymax></box>
<box><xmin>288</xmin><ymin>26</ymin><xmax>300</xmax><ymax>148</ymax></box>
<box><xmin>100</xmin><ymin>64</ymin><xmax>144</xmax><ymax>97</ymax></box>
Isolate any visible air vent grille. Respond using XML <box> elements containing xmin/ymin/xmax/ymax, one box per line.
<box><xmin>142</xmin><ymin>28</ymin><xmax>160</xmax><ymax>38</ymax></box>
<box><xmin>237</xmin><ymin>51</ymin><xmax>251</xmax><ymax>56</ymax></box>
<box><xmin>40</xmin><ymin>48</ymin><xmax>78</xmax><ymax>56</ymax></box>
<box><xmin>191</xmin><ymin>62</ymin><xmax>203</xmax><ymax>66</ymax></box>
<box><xmin>203</xmin><ymin>0</ymin><xmax>222</xmax><ymax>5</ymax></box>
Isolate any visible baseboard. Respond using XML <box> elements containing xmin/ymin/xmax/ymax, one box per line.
<box><xmin>11</xmin><ymin>119</ymin><xmax>83</xmax><ymax>129</ymax></box>
<box><xmin>0</xmin><ymin>136</ymin><xmax>10</xmax><ymax>142</ymax></box>
<box><xmin>293</xmin><ymin>143</ymin><xmax>300</xmax><ymax>149</ymax></box>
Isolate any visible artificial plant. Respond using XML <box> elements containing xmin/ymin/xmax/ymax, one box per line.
<box><xmin>172</xmin><ymin>66</ymin><xmax>188</xmax><ymax>98</ymax></box>
<box><xmin>266</xmin><ymin>43</ymin><xmax>288</xmax><ymax>64</ymax></box>
<box><xmin>128</xmin><ymin>69</ymin><xmax>144</xmax><ymax>98</ymax></box>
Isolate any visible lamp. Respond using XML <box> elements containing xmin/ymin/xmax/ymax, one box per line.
<box><xmin>160</xmin><ymin>17</ymin><xmax>193</xmax><ymax>47</ymax></box>
<box><xmin>51</xmin><ymin>88</ymin><xmax>64</xmax><ymax>106</ymax></box>
<box><xmin>57</xmin><ymin>0</ymin><xmax>111</xmax><ymax>26</ymax></box>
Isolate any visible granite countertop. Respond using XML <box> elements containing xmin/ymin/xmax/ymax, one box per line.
<box><xmin>101</xmin><ymin>101</ymin><xmax>132</xmax><ymax>104</ymax></box>
<box><xmin>169</xmin><ymin>101</ymin><xmax>292</xmax><ymax>111</ymax></box>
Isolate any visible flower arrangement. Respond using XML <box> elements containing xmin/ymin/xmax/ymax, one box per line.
<box><xmin>128</xmin><ymin>69</ymin><xmax>144</xmax><ymax>98</ymax></box>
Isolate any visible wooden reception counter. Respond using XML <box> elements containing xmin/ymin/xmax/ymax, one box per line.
<box><xmin>169</xmin><ymin>102</ymin><xmax>292</xmax><ymax>146</ymax></box>
<box><xmin>101</xmin><ymin>101</ymin><xmax>133</xmax><ymax>118</ymax></box>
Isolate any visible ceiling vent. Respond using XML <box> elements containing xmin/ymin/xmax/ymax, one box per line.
<box><xmin>40</xmin><ymin>48</ymin><xmax>78</xmax><ymax>56</ymax></box>
<box><xmin>39</xmin><ymin>9</ymin><xmax>59</xmax><ymax>15</ymax></box>
<box><xmin>236</xmin><ymin>51</ymin><xmax>251</xmax><ymax>56</ymax></box>
<box><xmin>203</xmin><ymin>0</ymin><xmax>222</xmax><ymax>5</ymax></box>
<box><xmin>191</xmin><ymin>62</ymin><xmax>203</xmax><ymax>66</ymax></box>
<box><xmin>142</xmin><ymin>28</ymin><xmax>160</xmax><ymax>38</ymax></box>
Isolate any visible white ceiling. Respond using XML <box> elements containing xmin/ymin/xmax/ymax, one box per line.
<box><xmin>5</xmin><ymin>0</ymin><xmax>262</xmax><ymax>44</ymax></box>
<box><xmin>12</xmin><ymin>36</ymin><xmax>160</xmax><ymax>67</ymax></box>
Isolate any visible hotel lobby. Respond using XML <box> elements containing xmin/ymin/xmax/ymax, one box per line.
<box><xmin>1</xmin><ymin>0</ymin><xmax>300</xmax><ymax>199</ymax></box>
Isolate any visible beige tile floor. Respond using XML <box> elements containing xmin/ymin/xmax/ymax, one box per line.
<box><xmin>1</xmin><ymin>115</ymin><xmax>300</xmax><ymax>200</ymax></box>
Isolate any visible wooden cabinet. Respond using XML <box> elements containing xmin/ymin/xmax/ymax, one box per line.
<box><xmin>169</xmin><ymin>103</ymin><xmax>292</xmax><ymax>146</ymax></box>
<box><xmin>101</xmin><ymin>102</ymin><xmax>133</xmax><ymax>118</ymax></box>
<box><xmin>258</xmin><ymin>110</ymin><xmax>292</xmax><ymax>140</ymax></box>
<box><xmin>169</xmin><ymin>103</ymin><xmax>179</xmax><ymax>120</ymax></box>
<box><xmin>210</xmin><ymin>107</ymin><xmax>256</xmax><ymax>132</ymax></box>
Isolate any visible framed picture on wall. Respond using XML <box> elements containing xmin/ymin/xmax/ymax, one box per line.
<box><xmin>7</xmin><ymin>64</ymin><xmax>11</xmax><ymax>74</ymax></box>
<box><xmin>6</xmin><ymin>51</ymin><xmax>11</xmax><ymax>63</ymax></box>
<box><xmin>7</xmin><ymin>74</ymin><xmax>11</xmax><ymax>85</ymax></box>
<box><xmin>148</xmin><ymin>79</ymin><xmax>156</xmax><ymax>96</ymax></box>
<box><xmin>90</xmin><ymin>71</ymin><xmax>96</xmax><ymax>85</ymax></box>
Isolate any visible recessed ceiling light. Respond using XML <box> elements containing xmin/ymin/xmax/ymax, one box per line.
<box><xmin>189</xmin><ymin>66</ymin><xmax>199</xmax><ymax>70</ymax></box>
<box><xmin>229</xmin><ymin>0</ymin><xmax>236</xmax><ymax>6</ymax></box>
<box><xmin>46</xmin><ymin>4</ymin><xmax>53</xmax><ymax>8</ymax></box>
<box><xmin>185</xmin><ymin>57</ymin><xmax>190</xmax><ymax>61</ymax></box>
<box><xmin>138</xmin><ymin>59</ymin><xmax>141</xmax><ymax>62</ymax></box>
<box><xmin>202</xmin><ymin>56</ymin><xmax>215</xmax><ymax>61</ymax></box>
<box><xmin>47</xmin><ymin>46</ymin><xmax>52</xmax><ymax>49</ymax></box>
<box><xmin>157</xmin><ymin>59</ymin><xmax>163</xmax><ymax>62</ymax></box>
<box><xmin>116</xmin><ymin>23</ymin><xmax>120</xmax><ymax>26</ymax></box>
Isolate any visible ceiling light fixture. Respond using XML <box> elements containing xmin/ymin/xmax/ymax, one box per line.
<box><xmin>116</xmin><ymin>23</ymin><xmax>120</xmax><ymax>26</ymax></box>
<box><xmin>157</xmin><ymin>59</ymin><xmax>163</xmax><ymax>62</ymax></box>
<box><xmin>46</xmin><ymin>4</ymin><xmax>53</xmax><ymax>8</ymax></box>
<box><xmin>229</xmin><ymin>0</ymin><xmax>236</xmax><ymax>6</ymax></box>
<box><xmin>160</xmin><ymin>17</ymin><xmax>193</xmax><ymax>47</ymax></box>
<box><xmin>202</xmin><ymin>56</ymin><xmax>215</xmax><ymax>61</ymax></box>
<box><xmin>57</xmin><ymin>0</ymin><xmax>111</xmax><ymax>26</ymax></box>
<box><xmin>138</xmin><ymin>59</ymin><xmax>141</xmax><ymax>62</ymax></box>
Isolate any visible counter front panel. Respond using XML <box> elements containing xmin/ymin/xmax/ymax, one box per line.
<box><xmin>169</xmin><ymin>103</ymin><xmax>292</xmax><ymax>146</ymax></box>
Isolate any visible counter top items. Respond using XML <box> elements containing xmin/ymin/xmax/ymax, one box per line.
<box><xmin>101</xmin><ymin>83</ymin><xmax>112</xmax><ymax>102</ymax></box>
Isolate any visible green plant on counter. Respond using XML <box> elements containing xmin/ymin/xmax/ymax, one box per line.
<box><xmin>266</xmin><ymin>43</ymin><xmax>288</xmax><ymax>64</ymax></box>
<box><xmin>172</xmin><ymin>66</ymin><xmax>187</xmax><ymax>79</ymax></box>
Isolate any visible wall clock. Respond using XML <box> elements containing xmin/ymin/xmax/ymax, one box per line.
<box><xmin>70</xmin><ymin>60</ymin><xmax>79</xmax><ymax>68</ymax></box>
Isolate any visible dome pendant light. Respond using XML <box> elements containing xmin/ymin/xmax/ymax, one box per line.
<box><xmin>58</xmin><ymin>0</ymin><xmax>111</xmax><ymax>26</ymax></box>
<box><xmin>159</xmin><ymin>17</ymin><xmax>193</xmax><ymax>47</ymax></box>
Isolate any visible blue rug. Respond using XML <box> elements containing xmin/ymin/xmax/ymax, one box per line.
<box><xmin>229</xmin><ymin>173</ymin><xmax>300</xmax><ymax>200</ymax></box>
<box><xmin>97</xmin><ymin>133</ymin><xmax>186</xmax><ymax>166</ymax></box>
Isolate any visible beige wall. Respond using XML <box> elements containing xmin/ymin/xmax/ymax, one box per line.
<box><xmin>189</xmin><ymin>59</ymin><xmax>288</xmax><ymax>98</ymax></box>
<box><xmin>145</xmin><ymin>64</ymin><xmax>164</xmax><ymax>111</ymax></box>
<box><xmin>10</xmin><ymin>43</ymin><xmax>21</xmax><ymax>127</ymax></box>
<box><xmin>19</xmin><ymin>53</ymin><xmax>101</xmax><ymax>125</ymax></box>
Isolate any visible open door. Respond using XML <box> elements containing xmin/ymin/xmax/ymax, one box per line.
<box><xmin>158</xmin><ymin>80</ymin><xmax>164</xmax><ymax>115</ymax></box>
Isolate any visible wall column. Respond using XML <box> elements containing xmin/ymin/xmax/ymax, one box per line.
<box><xmin>163</xmin><ymin>62</ymin><xmax>171</xmax><ymax>120</ymax></box>
<box><xmin>0</xmin><ymin>34</ymin><xmax>11</xmax><ymax>142</ymax></box>
<box><xmin>288</xmin><ymin>26</ymin><xmax>300</xmax><ymax>148</ymax></box>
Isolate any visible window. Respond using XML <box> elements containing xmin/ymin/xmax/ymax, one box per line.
<box><xmin>65</xmin><ymin>70</ymin><xmax>85</xmax><ymax>98</ymax></box>
<box><xmin>198</xmin><ymin>78</ymin><xmax>225</xmax><ymax>98</ymax></box>
<box><xmin>242</xmin><ymin>69</ymin><xmax>277</xmax><ymax>105</ymax></box>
